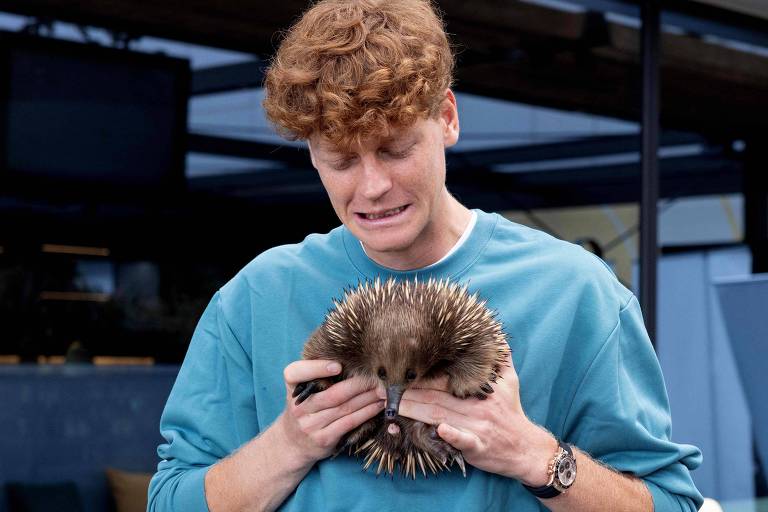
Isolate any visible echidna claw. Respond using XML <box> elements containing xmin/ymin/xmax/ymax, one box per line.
<box><xmin>291</xmin><ymin>381</ymin><xmax>306</xmax><ymax>398</ymax></box>
<box><xmin>293</xmin><ymin>380</ymin><xmax>317</xmax><ymax>404</ymax></box>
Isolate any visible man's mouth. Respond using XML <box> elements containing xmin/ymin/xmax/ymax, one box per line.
<box><xmin>358</xmin><ymin>205</ymin><xmax>408</xmax><ymax>220</ymax></box>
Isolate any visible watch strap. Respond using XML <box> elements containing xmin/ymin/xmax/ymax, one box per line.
<box><xmin>522</xmin><ymin>441</ymin><xmax>573</xmax><ymax>499</ymax></box>
<box><xmin>523</xmin><ymin>481</ymin><xmax>562</xmax><ymax>499</ymax></box>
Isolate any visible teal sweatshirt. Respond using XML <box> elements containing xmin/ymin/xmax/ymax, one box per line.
<box><xmin>148</xmin><ymin>210</ymin><xmax>703</xmax><ymax>511</ymax></box>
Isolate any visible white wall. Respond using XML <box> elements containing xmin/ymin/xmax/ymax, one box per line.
<box><xmin>657</xmin><ymin>246</ymin><xmax>754</xmax><ymax>501</ymax></box>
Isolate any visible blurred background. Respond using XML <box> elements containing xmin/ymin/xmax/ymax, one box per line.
<box><xmin>0</xmin><ymin>0</ymin><xmax>766</xmax><ymax>511</ymax></box>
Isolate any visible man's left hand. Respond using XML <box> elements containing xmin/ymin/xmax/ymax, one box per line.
<box><xmin>392</xmin><ymin>354</ymin><xmax>558</xmax><ymax>486</ymax></box>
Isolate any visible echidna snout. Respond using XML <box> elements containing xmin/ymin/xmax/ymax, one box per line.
<box><xmin>372</xmin><ymin>336</ymin><xmax>433</xmax><ymax>421</ymax></box>
<box><xmin>368</xmin><ymin>306</ymin><xmax>440</xmax><ymax>423</ymax></box>
<box><xmin>384</xmin><ymin>385</ymin><xmax>402</xmax><ymax>420</ymax></box>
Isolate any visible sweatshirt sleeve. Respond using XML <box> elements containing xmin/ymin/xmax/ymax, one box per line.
<box><xmin>561</xmin><ymin>295</ymin><xmax>704</xmax><ymax>511</ymax></box>
<box><xmin>148</xmin><ymin>290</ymin><xmax>259</xmax><ymax>512</ymax></box>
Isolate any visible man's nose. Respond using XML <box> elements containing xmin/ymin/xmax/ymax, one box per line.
<box><xmin>360</xmin><ymin>158</ymin><xmax>393</xmax><ymax>200</ymax></box>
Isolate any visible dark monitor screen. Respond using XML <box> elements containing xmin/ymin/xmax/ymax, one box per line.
<box><xmin>0</xmin><ymin>32</ymin><xmax>189</xmax><ymax>194</ymax></box>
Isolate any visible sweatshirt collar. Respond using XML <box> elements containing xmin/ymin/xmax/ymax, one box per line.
<box><xmin>342</xmin><ymin>209</ymin><xmax>497</xmax><ymax>281</ymax></box>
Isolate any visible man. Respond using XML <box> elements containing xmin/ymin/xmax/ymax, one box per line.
<box><xmin>148</xmin><ymin>0</ymin><xmax>703</xmax><ymax>510</ymax></box>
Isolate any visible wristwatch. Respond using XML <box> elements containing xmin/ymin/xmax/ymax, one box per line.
<box><xmin>522</xmin><ymin>440</ymin><xmax>577</xmax><ymax>499</ymax></box>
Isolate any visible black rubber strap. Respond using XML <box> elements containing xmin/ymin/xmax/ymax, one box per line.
<box><xmin>522</xmin><ymin>441</ymin><xmax>572</xmax><ymax>499</ymax></box>
<box><xmin>523</xmin><ymin>482</ymin><xmax>562</xmax><ymax>499</ymax></box>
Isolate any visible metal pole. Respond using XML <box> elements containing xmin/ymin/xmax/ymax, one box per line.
<box><xmin>640</xmin><ymin>0</ymin><xmax>660</xmax><ymax>345</ymax></box>
<box><xmin>743</xmin><ymin>136</ymin><xmax>768</xmax><ymax>509</ymax></box>
<box><xmin>744</xmin><ymin>137</ymin><xmax>768</xmax><ymax>274</ymax></box>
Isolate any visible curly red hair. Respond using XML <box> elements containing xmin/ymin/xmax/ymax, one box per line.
<box><xmin>263</xmin><ymin>0</ymin><xmax>454</xmax><ymax>150</ymax></box>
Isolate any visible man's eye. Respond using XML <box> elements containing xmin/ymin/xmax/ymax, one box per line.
<box><xmin>381</xmin><ymin>145</ymin><xmax>413</xmax><ymax>159</ymax></box>
<box><xmin>332</xmin><ymin>159</ymin><xmax>353</xmax><ymax>170</ymax></box>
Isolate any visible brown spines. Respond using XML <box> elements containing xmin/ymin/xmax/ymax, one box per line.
<box><xmin>357</xmin><ymin>437</ymin><xmax>457</xmax><ymax>479</ymax></box>
<box><xmin>316</xmin><ymin>278</ymin><xmax>398</xmax><ymax>350</ymax></box>
<box><xmin>301</xmin><ymin>276</ymin><xmax>510</xmax><ymax>477</ymax></box>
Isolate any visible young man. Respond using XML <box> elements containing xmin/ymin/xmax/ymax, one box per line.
<box><xmin>148</xmin><ymin>1</ymin><xmax>703</xmax><ymax>510</ymax></box>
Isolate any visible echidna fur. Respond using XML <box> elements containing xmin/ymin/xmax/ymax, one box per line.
<box><xmin>298</xmin><ymin>277</ymin><xmax>510</xmax><ymax>478</ymax></box>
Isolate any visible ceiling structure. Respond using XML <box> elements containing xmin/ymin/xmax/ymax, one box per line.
<box><xmin>0</xmin><ymin>0</ymin><xmax>765</xmax><ymax>254</ymax></box>
<box><xmin>2</xmin><ymin>0</ymin><xmax>767</xmax><ymax>137</ymax></box>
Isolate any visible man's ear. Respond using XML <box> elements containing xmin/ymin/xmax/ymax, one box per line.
<box><xmin>440</xmin><ymin>89</ymin><xmax>460</xmax><ymax>149</ymax></box>
<box><xmin>307</xmin><ymin>139</ymin><xmax>318</xmax><ymax>169</ymax></box>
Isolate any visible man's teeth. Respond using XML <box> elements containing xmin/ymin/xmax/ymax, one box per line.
<box><xmin>365</xmin><ymin>206</ymin><xmax>405</xmax><ymax>220</ymax></box>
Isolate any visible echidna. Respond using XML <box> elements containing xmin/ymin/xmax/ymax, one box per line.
<box><xmin>293</xmin><ymin>277</ymin><xmax>510</xmax><ymax>478</ymax></box>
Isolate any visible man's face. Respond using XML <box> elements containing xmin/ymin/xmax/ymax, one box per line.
<box><xmin>308</xmin><ymin>91</ymin><xmax>460</xmax><ymax>267</ymax></box>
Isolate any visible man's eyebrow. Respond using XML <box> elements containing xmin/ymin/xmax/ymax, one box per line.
<box><xmin>325</xmin><ymin>147</ymin><xmax>353</xmax><ymax>157</ymax></box>
<box><xmin>314</xmin><ymin>131</ymin><xmax>419</xmax><ymax>154</ymax></box>
<box><xmin>318</xmin><ymin>147</ymin><xmax>354</xmax><ymax>163</ymax></box>
<box><xmin>383</xmin><ymin>132</ymin><xmax>420</xmax><ymax>146</ymax></box>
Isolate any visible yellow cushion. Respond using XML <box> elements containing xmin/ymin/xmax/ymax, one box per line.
<box><xmin>105</xmin><ymin>467</ymin><xmax>153</xmax><ymax>512</ymax></box>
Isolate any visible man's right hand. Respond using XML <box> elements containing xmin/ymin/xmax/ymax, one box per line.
<box><xmin>276</xmin><ymin>360</ymin><xmax>384</xmax><ymax>466</ymax></box>
<box><xmin>205</xmin><ymin>361</ymin><xmax>382</xmax><ymax>512</ymax></box>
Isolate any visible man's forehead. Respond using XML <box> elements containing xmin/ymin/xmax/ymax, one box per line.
<box><xmin>311</xmin><ymin>124</ymin><xmax>418</xmax><ymax>154</ymax></box>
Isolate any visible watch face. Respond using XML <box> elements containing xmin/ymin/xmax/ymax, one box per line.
<box><xmin>556</xmin><ymin>455</ymin><xmax>577</xmax><ymax>487</ymax></box>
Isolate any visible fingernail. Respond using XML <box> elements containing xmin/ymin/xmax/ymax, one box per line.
<box><xmin>327</xmin><ymin>362</ymin><xmax>341</xmax><ymax>374</ymax></box>
<box><xmin>379</xmin><ymin>400</ymin><xmax>386</xmax><ymax>408</ymax></box>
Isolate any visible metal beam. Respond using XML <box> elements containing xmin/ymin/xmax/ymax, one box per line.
<box><xmin>186</xmin><ymin>150</ymin><xmax>741</xmax><ymax>209</ymax></box>
<box><xmin>191</xmin><ymin>60</ymin><xmax>266</xmax><ymax>96</ymax></box>
<box><xmin>565</xmin><ymin>0</ymin><xmax>768</xmax><ymax>48</ymax></box>
<box><xmin>185</xmin><ymin>131</ymin><xmax>740</xmax><ymax>208</ymax></box>
<box><xmin>187</xmin><ymin>130</ymin><xmax>713</xmax><ymax>175</ymax></box>
<box><xmin>640</xmin><ymin>0</ymin><xmax>660</xmax><ymax>345</ymax></box>
<box><xmin>449</xmin><ymin>151</ymin><xmax>740</xmax><ymax>208</ymax></box>
<box><xmin>447</xmin><ymin>131</ymin><xmax>704</xmax><ymax>168</ymax></box>
<box><xmin>187</xmin><ymin>133</ymin><xmax>311</xmax><ymax>168</ymax></box>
